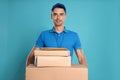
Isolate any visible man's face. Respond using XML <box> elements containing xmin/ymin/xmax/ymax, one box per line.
<box><xmin>51</xmin><ymin>8</ymin><xmax>66</xmax><ymax>27</ymax></box>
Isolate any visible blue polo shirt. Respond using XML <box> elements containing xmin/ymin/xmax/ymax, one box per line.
<box><xmin>35</xmin><ymin>28</ymin><xmax>82</xmax><ymax>56</ymax></box>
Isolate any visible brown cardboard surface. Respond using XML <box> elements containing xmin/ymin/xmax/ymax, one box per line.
<box><xmin>36</xmin><ymin>56</ymin><xmax>71</xmax><ymax>67</ymax></box>
<box><xmin>39</xmin><ymin>48</ymin><xmax>68</xmax><ymax>51</ymax></box>
<box><xmin>26</xmin><ymin>64</ymin><xmax>88</xmax><ymax>80</ymax></box>
<box><xmin>34</xmin><ymin>49</ymin><xmax>70</xmax><ymax>57</ymax></box>
<box><xmin>34</xmin><ymin>50</ymin><xmax>70</xmax><ymax>56</ymax></box>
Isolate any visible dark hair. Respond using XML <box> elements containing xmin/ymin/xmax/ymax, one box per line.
<box><xmin>51</xmin><ymin>3</ymin><xmax>66</xmax><ymax>13</ymax></box>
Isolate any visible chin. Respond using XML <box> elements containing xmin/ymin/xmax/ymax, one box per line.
<box><xmin>55</xmin><ymin>24</ymin><xmax>63</xmax><ymax>27</ymax></box>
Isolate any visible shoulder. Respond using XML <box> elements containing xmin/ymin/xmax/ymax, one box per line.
<box><xmin>37</xmin><ymin>29</ymin><xmax>51</xmax><ymax>38</ymax></box>
<box><xmin>66</xmin><ymin>29</ymin><xmax>78</xmax><ymax>36</ymax></box>
<box><xmin>65</xmin><ymin>29</ymin><xmax>80</xmax><ymax>40</ymax></box>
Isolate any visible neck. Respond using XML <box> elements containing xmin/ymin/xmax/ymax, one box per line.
<box><xmin>54</xmin><ymin>26</ymin><xmax>64</xmax><ymax>33</ymax></box>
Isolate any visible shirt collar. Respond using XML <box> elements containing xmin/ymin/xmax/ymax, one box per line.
<box><xmin>49</xmin><ymin>27</ymin><xmax>68</xmax><ymax>33</ymax></box>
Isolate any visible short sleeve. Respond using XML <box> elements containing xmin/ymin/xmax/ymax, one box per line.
<box><xmin>35</xmin><ymin>32</ymin><xmax>44</xmax><ymax>48</ymax></box>
<box><xmin>73</xmin><ymin>33</ymin><xmax>82</xmax><ymax>50</ymax></box>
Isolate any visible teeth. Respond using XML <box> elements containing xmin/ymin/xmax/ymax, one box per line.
<box><xmin>57</xmin><ymin>20</ymin><xmax>60</xmax><ymax>22</ymax></box>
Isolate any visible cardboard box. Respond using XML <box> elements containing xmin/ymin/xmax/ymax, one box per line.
<box><xmin>34</xmin><ymin>48</ymin><xmax>70</xmax><ymax>57</ymax></box>
<box><xmin>26</xmin><ymin>64</ymin><xmax>88</xmax><ymax>80</ymax></box>
<box><xmin>35</xmin><ymin>56</ymin><xmax>71</xmax><ymax>67</ymax></box>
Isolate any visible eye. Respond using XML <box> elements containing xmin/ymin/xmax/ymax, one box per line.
<box><xmin>53</xmin><ymin>13</ymin><xmax>57</xmax><ymax>16</ymax></box>
<box><xmin>60</xmin><ymin>13</ymin><xmax>64</xmax><ymax>16</ymax></box>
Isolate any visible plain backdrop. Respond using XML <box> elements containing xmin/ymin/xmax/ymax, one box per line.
<box><xmin>0</xmin><ymin>0</ymin><xmax>120</xmax><ymax>80</ymax></box>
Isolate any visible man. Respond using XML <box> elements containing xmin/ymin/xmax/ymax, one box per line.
<box><xmin>27</xmin><ymin>3</ymin><xmax>87</xmax><ymax>66</ymax></box>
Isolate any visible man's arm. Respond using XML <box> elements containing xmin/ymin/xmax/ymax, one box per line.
<box><xmin>26</xmin><ymin>46</ymin><xmax>39</xmax><ymax>66</ymax></box>
<box><xmin>75</xmin><ymin>49</ymin><xmax>87</xmax><ymax>65</ymax></box>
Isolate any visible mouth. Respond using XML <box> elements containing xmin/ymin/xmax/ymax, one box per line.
<box><xmin>54</xmin><ymin>20</ymin><xmax>62</xmax><ymax>26</ymax></box>
<box><xmin>56</xmin><ymin>20</ymin><xmax>61</xmax><ymax>23</ymax></box>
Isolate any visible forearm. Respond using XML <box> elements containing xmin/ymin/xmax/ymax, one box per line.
<box><xmin>27</xmin><ymin>46</ymin><xmax>37</xmax><ymax>66</ymax></box>
<box><xmin>76</xmin><ymin>49</ymin><xmax>87</xmax><ymax>66</ymax></box>
<box><xmin>78</xmin><ymin>56</ymin><xmax>87</xmax><ymax>65</ymax></box>
<box><xmin>27</xmin><ymin>54</ymin><xmax>34</xmax><ymax>66</ymax></box>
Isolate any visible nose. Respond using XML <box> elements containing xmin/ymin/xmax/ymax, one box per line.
<box><xmin>57</xmin><ymin>15</ymin><xmax>60</xmax><ymax>19</ymax></box>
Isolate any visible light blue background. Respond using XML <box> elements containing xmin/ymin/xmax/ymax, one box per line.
<box><xmin>0</xmin><ymin>0</ymin><xmax>120</xmax><ymax>80</ymax></box>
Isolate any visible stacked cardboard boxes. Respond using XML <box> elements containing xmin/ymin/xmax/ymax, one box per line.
<box><xmin>25</xmin><ymin>48</ymin><xmax>88</xmax><ymax>80</ymax></box>
<box><xmin>26</xmin><ymin>64</ymin><xmax>88</xmax><ymax>80</ymax></box>
<box><xmin>34</xmin><ymin>48</ymin><xmax>71</xmax><ymax>67</ymax></box>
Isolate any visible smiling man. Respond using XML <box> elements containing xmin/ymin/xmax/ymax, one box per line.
<box><xmin>27</xmin><ymin>3</ymin><xmax>87</xmax><ymax>66</ymax></box>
